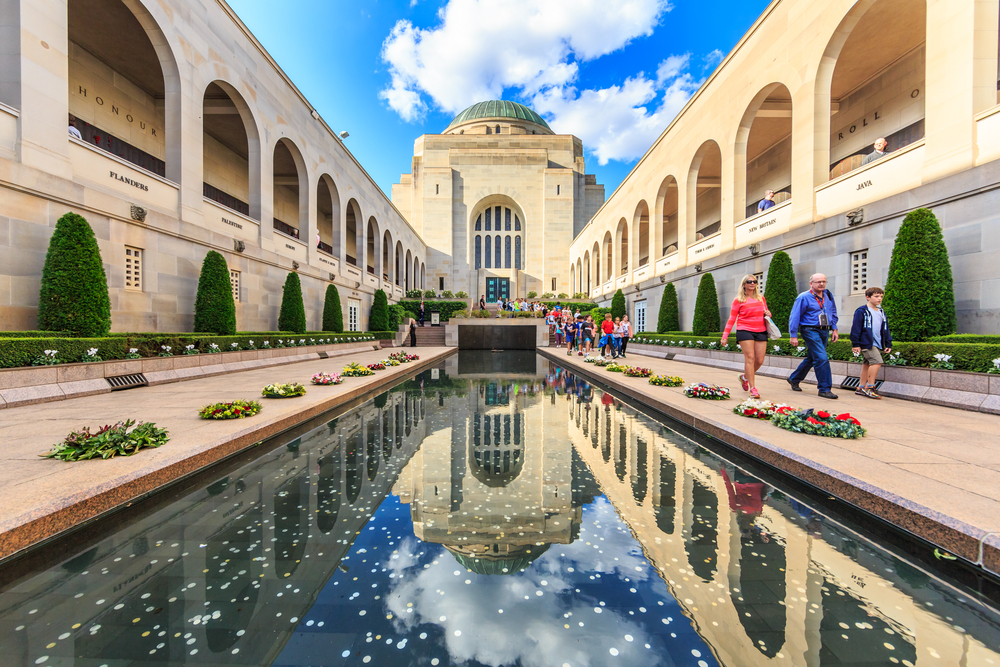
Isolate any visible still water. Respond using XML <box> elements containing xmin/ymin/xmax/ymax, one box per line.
<box><xmin>1</xmin><ymin>351</ymin><xmax>999</xmax><ymax>667</ymax></box>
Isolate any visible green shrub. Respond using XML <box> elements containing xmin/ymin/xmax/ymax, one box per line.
<box><xmin>322</xmin><ymin>284</ymin><xmax>344</xmax><ymax>332</ymax></box>
<box><xmin>192</xmin><ymin>250</ymin><xmax>236</xmax><ymax>335</ymax></box>
<box><xmin>398</xmin><ymin>300</ymin><xmax>468</xmax><ymax>322</ymax></box>
<box><xmin>763</xmin><ymin>250</ymin><xmax>796</xmax><ymax>333</ymax></box>
<box><xmin>589</xmin><ymin>307</ymin><xmax>612</xmax><ymax>322</ymax></box>
<box><xmin>611</xmin><ymin>289</ymin><xmax>626</xmax><ymax>320</ymax></box>
<box><xmin>278</xmin><ymin>272</ymin><xmax>307</xmax><ymax>334</ymax></box>
<box><xmin>441</xmin><ymin>290</ymin><xmax>454</xmax><ymax>299</ymax></box>
<box><xmin>423</xmin><ymin>289</ymin><xmax>436</xmax><ymax>298</ymax></box>
<box><xmin>455</xmin><ymin>291</ymin><xmax>468</xmax><ymax>299</ymax></box>
<box><xmin>38</xmin><ymin>212</ymin><xmax>111</xmax><ymax>337</ymax></box>
<box><xmin>388</xmin><ymin>304</ymin><xmax>405</xmax><ymax>331</ymax></box>
<box><xmin>527</xmin><ymin>291</ymin><xmax>538</xmax><ymax>299</ymax></box>
<box><xmin>369</xmin><ymin>289</ymin><xmax>389</xmax><ymax>331</ymax></box>
<box><xmin>405</xmin><ymin>289</ymin><xmax>423</xmax><ymax>298</ymax></box>
<box><xmin>884</xmin><ymin>208</ymin><xmax>956</xmax><ymax>341</ymax></box>
<box><xmin>0</xmin><ymin>331</ymin><xmax>73</xmax><ymax>338</ymax></box>
<box><xmin>557</xmin><ymin>293</ymin><xmax>568</xmax><ymax>299</ymax></box>
<box><xmin>657</xmin><ymin>282</ymin><xmax>680</xmax><ymax>333</ymax></box>
<box><xmin>927</xmin><ymin>334</ymin><xmax>1000</xmax><ymax>344</ymax></box>
<box><xmin>572</xmin><ymin>292</ymin><xmax>588</xmax><ymax>299</ymax></box>
<box><xmin>692</xmin><ymin>273</ymin><xmax>720</xmax><ymax>336</ymax></box>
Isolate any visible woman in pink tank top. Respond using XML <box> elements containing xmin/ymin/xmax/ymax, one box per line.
<box><xmin>721</xmin><ymin>274</ymin><xmax>771</xmax><ymax>398</ymax></box>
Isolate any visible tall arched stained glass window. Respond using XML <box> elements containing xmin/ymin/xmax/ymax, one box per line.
<box><xmin>485</xmin><ymin>208</ymin><xmax>491</xmax><ymax>231</ymax></box>
<box><xmin>504</xmin><ymin>235</ymin><xmax>511</xmax><ymax>268</ymax></box>
<box><xmin>515</xmin><ymin>236</ymin><xmax>522</xmax><ymax>270</ymax></box>
<box><xmin>475</xmin><ymin>214</ymin><xmax>481</xmax><ymax>231</ymax></box>
<box><xmin>475</xmin><ymin>235</ymin><xmax>482</xmax><ymax>269</ymax></box>
<box><xmin>494</xmin><ymin>235</ymin><xmax>501</xmax><ymax>268</ymax></box>
<box><xmin>484</xmin><ymin>235</ymin><xmax>492</xmax><ymax>268</ymax></box>
<box><xmin>505</xmin><ymin>209</ymin><xmax>511</xmax><ymax>231</ymax></box>
<box><xmin>515</xmin><ymin>215</ymin><xmax>521</xmax><ymax>231</ymax></box>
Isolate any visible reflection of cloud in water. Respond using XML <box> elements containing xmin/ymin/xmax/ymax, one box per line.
<box><xmin>386</xmin><ymin>497</ymin><xmax>659</xmax><ymax>667</ymax></box>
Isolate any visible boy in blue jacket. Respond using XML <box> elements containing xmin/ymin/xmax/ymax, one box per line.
<box><xmin>850</xmin><ymin>286</ymin><xmax>892</xmax><ymax>399</ymax></box>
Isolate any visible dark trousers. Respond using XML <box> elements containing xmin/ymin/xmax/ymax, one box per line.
<box><xmin>410</xmin><ymin>331</ymin><xmax>417</xmax><ymax>347</ymax></box>
<box><xmin>789</xmin><ymin>328</ymin><xmax>832</xmax><ymax>392</ymax></box>
<box><xmin>419</xmin><ymin>313</ymin><xmax>424</xmax><ymax>327</ymax></box>
<box><xmin>620</xmin><ymin>336</ymin><xmax>629</xmax><ymax>355</ymax></box>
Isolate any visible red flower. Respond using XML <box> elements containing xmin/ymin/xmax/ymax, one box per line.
<box><xmin>806</xmin><ymin>417</ymin><xmax>823</xmax><ymax>425</ymax></box>
<box><xmin>816</xmin><ymin>411</ymin><xmax>830</xmax><ymax>419</ymax></box>
<box><xmin>746</xmin><ymin>408</ymin><xmax>757</xmax><ymax>415</ymax></box>
<box><xmin>776</xmin><ymin>406</ymin><xmax>793</xmax><ymax>414</ymax></box>
<box><xmin>836</xmin><ymin>413</ymin><xmax>852</xmax><ymax>420</ymax></box>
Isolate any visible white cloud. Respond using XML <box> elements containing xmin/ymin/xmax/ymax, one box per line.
<box><xmin>379</xmin><ymin>0</ymin><xmax>671</xmax><ymax>121</ymax></box>
<box><xmin>379</xmin><ymin>0</ymin><xmax>713</xmax><ymax>165</ymax></box>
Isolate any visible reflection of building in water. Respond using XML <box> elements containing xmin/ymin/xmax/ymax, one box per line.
<box><xmin>396</xmin><ymin>378</ymin><xmax>598</xmax><ymax>575</ymax></box>
<box><xmin>564</xmin><ymin>389</ymin><xmax>1000</xmax><ymax>666</ymax></box>
<box><xmin>0</xmin><ymin>390</ymin><xmax>431</xmax><ymax>666</ymax></box>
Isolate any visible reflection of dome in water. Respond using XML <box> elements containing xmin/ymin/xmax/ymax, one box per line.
<box><xmin>471</xmin><ymin>411</ymin><xmax>525</xmax><ymax>487</ymax></box>
<box><xmin>446</xmin><ymin>543</ymin><xmax>550</xmax><ymax>576</ymax></box>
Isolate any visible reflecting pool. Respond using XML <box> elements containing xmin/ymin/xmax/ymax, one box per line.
<box><xmin>1</xmin><ymin>351</ymin><xmax>999</xmax><ymax>666</ymax></box>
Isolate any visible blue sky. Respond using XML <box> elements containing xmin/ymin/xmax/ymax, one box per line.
<box><xmin>229</xmin><ymin>0</ymin><xmax>771</xmax><ymax>200</ymax></box>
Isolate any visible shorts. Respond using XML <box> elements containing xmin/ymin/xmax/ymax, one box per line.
<box><xmin>861</xmin><ymin>347</ymin><xmax>884</xmax><ymax>364</ymax></box>
<box><xmin>735</xmin><ymin>330</ymin><xmax>768</xmax><ymax>342</ymax></box>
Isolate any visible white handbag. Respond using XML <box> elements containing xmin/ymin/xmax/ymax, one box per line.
<box><xmin>762</xmin><ymin>298</ymin><xmax>782</xmax><ymax>339</ymax></box>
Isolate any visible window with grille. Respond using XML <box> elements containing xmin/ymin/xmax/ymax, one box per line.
<box><xmin>475</xmin><ymin>236</ymin><xmax>482</xmax><ymax>269</ymax></box>
<box><xmin>634</xmin><ymin>301</ymin><xmax>647</xmax><ymax>332</ymax></box>
<box><xmin>125</xmin><ymin>246</ymin><xmax>142</xmax><ymax>291</ymax></box>
<box><xmin>505</xmin><ymin>236</ymin><xmax>512</xmax><ymax>268</ymax></box>
<box><xmin>495</xmin><ymin>235</ymin><xmax>501</xmax><ymax>268</ymax></box>
<box><xmin>348</xmin><ymin>299</ymin><xmax>360</xmax><ymax>331</ymax></box>
<box><xmin>754</xmin><ymin>271</ymin><xmax>765</xmax><ymax>296</ymax></box>
<box><xmin>851</xmin><ymin>250</ymin><xmax>868</xmax><ymax>294</ymax></box>
<box><xmin>484</xmin><ymin>235</ymin><xmax>492</xmax><ymax>268</ymax></box>
<box><xmin>230</xmin><ymin>269</ymin><xmax>241</xmax><ymax>302</ymax></box>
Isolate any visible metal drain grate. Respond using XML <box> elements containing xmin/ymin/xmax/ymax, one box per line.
<box><xmin>840</xmin><ymin>376</ymin><xmax>883</xmax><ymax>390</ymax></box>
<box><xmin>317</xmin><ymin>351</ymin><xmax>329</xmax><ymax>359</ymax></box>
<box><xmin>106</xmin><ymin>373</ymin><xmax>148</xmax><ymax>390</ymax></box>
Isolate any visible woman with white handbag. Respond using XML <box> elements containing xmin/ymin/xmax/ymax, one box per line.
<box><xmin>721</xmin><ymin>274</ymin><xmax>776</xmax><ymax>398</ymax></box>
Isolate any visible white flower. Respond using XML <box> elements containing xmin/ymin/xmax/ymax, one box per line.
<box><xmin>797</xmin><ymin>346</ymin><xmax>805</xmax><ymax>352</ymax></box>
<box><xmin>993</xmin><ymin>357</ymin><xmax>1000</xmax><ymax>369</ymax></box>
<box><xmin>249</xmin><ymin>340</ymin><xmax>254</xmax><ymax>345</ymax></box>
<box><xmin>162</xmin><ymin>345</ymin><xmax>171</xmax><ymax>352</ymax></box>
<box><xmin>185</xmin><ymin>345</ymin><xmax>194</xmax><ymax>351</ymax></box>
<box><xmin>278</xmin><ymin>339</ymin><xmax>283</xmax><ymax>344</ymax></box>
<box><xmin>129</xmin><ymin>348</ymin><xmax>138</xmax><ymax>354</ymax></box>
<box><xmin>209</xmin><ymin>343</ymin><xmax>219</xmax><ymax>350</ymax></box>
<box><xmin>300</xmin><ymin>339</ymin><xmax>305</xmax><ymax>344</ymax></box>
<box><xmin>773</xmin><ymin>345</ymin><xmax>781</xmax><ymax>351</ymax></box>
<box><xmin>86</xmin><ymin>348</ymin><xmax>98</xmax><ymax>357</ymax></box>
<box><xmin>934</xmin><ymin>353</ymin><xmax>952</xmax><ymax>362</ymax></box>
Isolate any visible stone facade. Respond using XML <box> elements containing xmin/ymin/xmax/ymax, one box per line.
<box><xmin>571</xmin><ymin>0</ymin><xmax>1000</xmax><ymax>335</ymax></box>
<box><xmin>0</xmin><ymin>0</ymin><xmax>426</xmax><ymax>332</ymax></box>
<box><xmin>392</xmin><ymin>106</ymin><xmax>604</xmax><ymax>302</ymax></box>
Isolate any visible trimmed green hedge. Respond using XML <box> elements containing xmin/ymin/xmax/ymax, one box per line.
<box><xmin>398</xmin><ymin>300</ymin><xmax>468</xmax><ymax>321</ymax></box>
<box><xmin>0</xmin><ymin>332</ymin><xmax>384</xmax><ymax>369</ymax></box>
<box><xmin>0</xmin><ymin>331</ymin><xmax>74</xmax><ymax>338</ymax></box>
<box><xmin>927</xmin><ymin>334</ymin><xmax>1000</xmax><ymax>344</ymax></box>
<box><xmin>630</xmin><ymin>333</ymin><xmax>1000</xmax><ymax>373</ymax></box>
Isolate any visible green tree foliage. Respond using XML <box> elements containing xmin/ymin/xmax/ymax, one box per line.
<box><xmin>278</xmin><ymin>272</ymin><xmax>306</xmax><ymax>334</ymax></box>
<box><xmin>369</xmin><ymin>289</ymin><xmax>389</xmax><ymax>331</ymax></box>
<box><xmin>763</xmin><ymin>251</ymin><xmax>797</xmax><ymax>333</ymax></box>
<box><xmin>192</xmin><ymin>250</ymin><xmax>236</xmax><ymax>335</ymax></box>
<box><xmin>884</xmin><ymin>207</ymin><xmax>956</xmax><ymax>341</ymax></box>
<box><xmin>657</xmin><ymin>282</ymin><xmax>680</xmax><ymax>333</ymax></box>
<box><xmin>322</xmin><ymin>284</ymin><xmax>344</xmax><ymax>332</ymax></box>
<box><xmin>611</xmin><ymin>289</ymin><xmax>626</xmax><ymax>320</ymax></box>
<box><xmin>38</xmin><ymin>212</ymin><xmax>112</xmax><ymax>337</ymax></box>
<box><xmin>388</xmin><ymin>304</ymin><xmax>405</xmax><ymax>331</ymax></box>
<box><xmin>692</xmin><ymin>273</ymin><xmax>720</xmax><ymax>335</ymax></box>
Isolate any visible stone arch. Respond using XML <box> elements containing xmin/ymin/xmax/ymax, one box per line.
<box><xmin>615</xmin><ymin>218</ymin><xmax>628</xmax><ymax>280</ymax></box>
<box><xmin>632</xmin><ymin>200</ymin><xmax>650</xmax><ymax>271</ymax></box>
<box><xmin>202</xmin><ymin>80</ymin><xmax>262</xmax><ymax>220</ymax></box>
<box><xmin>345</xmin><ymin>198</ymin><xmax>363</xmax><ymax>267</ymax></box>
<box><xmin>271</xmin><ymin>137</ymin><xmax>309</xmax><ymax>239</ymax></box>
<box><xmin>395</xmin><ymin>240</ymin><xmax>404</xmax><ymax>286</ymax></box>
<box><xmin>583</xmin><ymin>251</ymin><xmax>591</xmax><ymax>294</ymax></box>
<box><xmin>405</xmin><ymin>249</ymin><xmax>412</xmax><ymax>291</ymax></box>
<box><xmin>316</xmin><ymin>174</ymin><xmax>340</xmax><ymax>256</ymax></box>
<box><xmin>655</xmin><ymin>175</ymin><xmax>679</xmax><ymax>258</ymax></box>
<box><xmin>687</xmin><ymin>140</ymin><xmax>722</xmax><ymax>243</ymax></box>
<box><xmin>602</xmin><ymin>231</ymin><xmax>613</xmax><ymax>284</ymax></box>
<box><xmin>735</xmin><ymin>83</ymin><xmax>793</xmax><ymax>221</ymax></box>
<box><xmin>382</xmin><ymin>230</ymin><xmax>393</xmax><ymax>283</ymax></box>
<box><xmin>469</xmin><ymin>194</ymin><xmax>526</xmax><ymax>271</ymax></box>
<box><xmin>366</xmin><ymin>216</ymin><xmax>379</xmax><ymax>277</ymax></box>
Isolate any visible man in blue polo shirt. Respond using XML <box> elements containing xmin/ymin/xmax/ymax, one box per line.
<box><xmin>788</xmin><ymin>273</ymin><xmax>840</xmax><ymax>399</ymax></box>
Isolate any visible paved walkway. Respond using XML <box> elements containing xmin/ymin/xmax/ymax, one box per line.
<box><xmin>0</xmin><ymin>346</ymin><xmax>453</xmax><ymax>561</ymax></box>
<box><xmin>540</xmin><ymin>347</ymin><xmax>1000</xmax><ymax>573</ymax></box>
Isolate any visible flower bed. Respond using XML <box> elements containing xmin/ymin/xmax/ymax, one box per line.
<box><xmin>311</xmin><ymin>372</ymin><xmax>343</xmax><ymax>385</ymax></box>
<box><xmin>771</xmin><ymin>407</ymin><xmax>866</xmax><ymax>439</ymax></box>
<box><xmin>262</xmin><ymin>383</ymin><xmax>306</xmax><ymax>398</ymax></box>
<box><xmin>649</xmin><ymin>374</ymin><xmax>684</xmax><ymax>387</ymax></box>
<box><xmin>732</xmin><ymin>398</ymin><xmax>794</xmax><ymax>420</ymax></box>
<box><xmin>43</xmin><ymin>419</ymin><xmax>169</xmax><ymax>461</ymax></box>
<box><xmin>367</xmin><ymin>362</ymin><xmax>386</xmax><ymax>371</ymax></box>
<box><xmin>604</xmin><ymin>362</ymin><xmax>625</xmax><ymax>373</ymax></box>
<box><xmin>683</xmin><ymin>383</ymin><xmax>731</xmax><ymax>400</ymax></box>
<box><xmin>389</xmin><ymin>351</ymin><xmax>418</xmax><ymax>362</ymax></box>
<box><xmin>622</xmin><ymin>366</ymin><xmax>651</xmax><ymax>378</ymax></box>
<box><xmin>343</xmin><ymin>361</ymin><xmax>375</xmax><ymax>377</ymax></box>
<box><xmin>198</xmin><ymin>399</ymin><xmax>263</xmax><ymax>420</ymax></box>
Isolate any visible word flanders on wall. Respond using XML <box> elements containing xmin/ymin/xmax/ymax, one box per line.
<box><xmin>109</xmin><ymin>171</ymin><xmax>149</xmax><ymax>191</ymax></box>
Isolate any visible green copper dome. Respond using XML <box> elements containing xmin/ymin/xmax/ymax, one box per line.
<box><xmin>445</xmin><ymin>100</ymin><xmax>551</xmax><ymax>132</ymax></box>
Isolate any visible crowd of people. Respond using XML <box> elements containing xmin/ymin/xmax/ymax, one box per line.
<box><xmin>546</xmin><ymin>308</ymin><xmax>632</xmax><ymax>360</ymax></box>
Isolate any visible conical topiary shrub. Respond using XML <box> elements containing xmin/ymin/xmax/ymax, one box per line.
<box><xmin>278</xmin><ymin>272</ymin><xmax>307</xmax><ymax>334</ymax></box>
<box><xmin>884</xmin><ymin>208</ymin><xmax>956</xmax><ymax>341</ymax></box>
<box><xmin>193</xmin><ymin>250</ymin><xmax>236</xmax><ymax>335</ymax></box>
<box><xmin>763</xmin><ymin>250</ymin><xmax>797</xmax><ymax>334</ymax></box>
<box><xmin>369</xmin><ymin>289</ymin><xmax>389</xmax><ymax>331</ymax></box>
<box><xmin>611</xmin><ymin>289</ymin><xmax>626</xmax><ymax>320</ymax></box>
<box><xmin>322</xmin><ymin>283</ymin><xmax>344</xmax><ymax>333</ymax></box>
<box><xmin>657</xmin><ymin>282</ymin><xmax>680</xmax><ymax>333</ymax></box>
<box><xmin>38</xmin><ymin>212</ymin><xmax>111</xmax><ymax>337</ymax></box>
<box><xmin>692</xmin><ymin>272</ymin><xmax>720</xmax><ymax>336</ymax></box>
